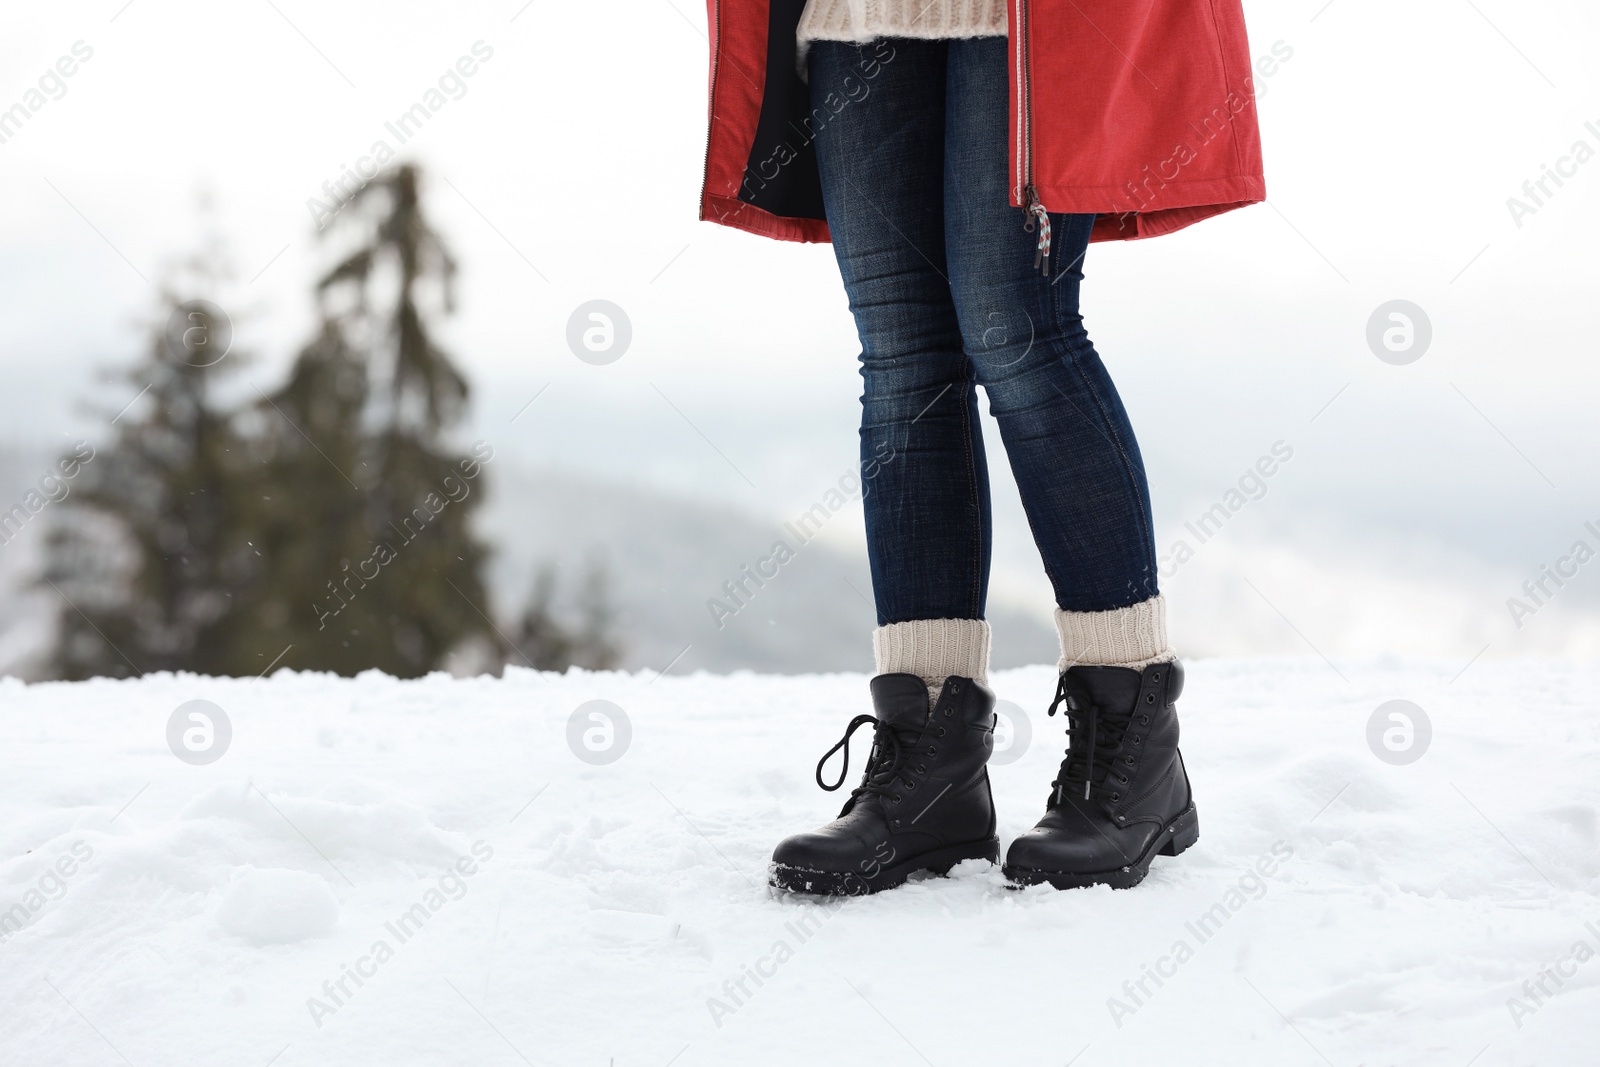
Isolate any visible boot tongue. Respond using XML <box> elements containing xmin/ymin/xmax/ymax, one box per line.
<box><xmin>1064</xmin><ymin>664</ymin><xmax>1142</xmax><ymax>711</ymax></box>
<box><xmin>868</xmin><ymin>673</ymin><xmax>935</xmax><ymax>729</ymax></box>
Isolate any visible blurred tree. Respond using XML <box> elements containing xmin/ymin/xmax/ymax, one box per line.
<box><xmin>247</xmin><ymin>164</ymin><xmax>494</xmax><ymax>677</ymax></box>
<box><xmin>509</xmin><ymin>561</ymin><xmax>622</xmax><ymax>671</ymax></box>
<box><xmin>43</xmin><ymin>165</ymin><xmax>622</xmax><ymax>679</ymax></box>
<box><xmin>43</xmin><ymin>257</ymin><xmax>258</xmax><ymax>678</ymax></box>
<box><xmin>569</xmin><ymin>563</ymin><xmax>623</xmax><ymax>671</ymax></box>
<box><xmin>231</xmin><ymin>319</ymin><xmax>378</xmax><ymax>672</ymax></box>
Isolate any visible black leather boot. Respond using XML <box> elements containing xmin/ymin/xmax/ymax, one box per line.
<box><xmin>769</xmin><ymin>674</ymin><xmax>1000</xmax><ymax>895</ymax></box>
<box><xmin>1004</xmin><ymin>661</ymin><xmax>1198</xmax><ymax>890</ymax></box>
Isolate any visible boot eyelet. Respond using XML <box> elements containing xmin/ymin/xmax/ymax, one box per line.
<box><xmin>926</xmin><ymin>746</ymin><xmax>937</xmax><ymax>755</ymax></box>
<box><xmin>1139</xmin><ymin>715</ymin><xmax>1149</xmax><ymax>725</ymax></box>
<box><xmin>1145</xmin><ymin>693</ymin><xmax>1156</xmax><ymax>704</ymax></box>
<box><xmin>917</xmin><ymin>764</ymin><xmax>926</xmax><ymax>774</ymax></box>
<box><xmin>906</xmin><ymin>780</ymin><xmax>916</xmax><ymax>790</ymax></box>
<box><xmin>936</xmin><ymin>727</ymin><xmax>946</xmax><ymax>736</ymax></box>
<box><xmin>1111</xmin><ymin>793</ymin><xmax>1121</xmax><ymax>803</ymax></box>
<box><xmin>944</xmin><ymin>708</ymin><xmax>953</xmax><ymax>717</ymax></box>
<box><xmin>893</xmin><ymin>794</ymin><xmax>902</xmax><ymax>803</ymax></box>
<box><xmin>1124</xmin><ymin>756</ymin><xmax>1134</xmax><ymax>764</ymax></box>
<box><xmin>1117</xmin><ymin>774</ymin><xmax>1128</xmax><ymax>783</ymax></box>
<box><xmin>1132</xmin><ymin>737</ymin><xmax>1142</xmax><ymax>745</ymax></box>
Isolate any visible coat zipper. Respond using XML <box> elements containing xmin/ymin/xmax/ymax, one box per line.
<box><xmin>697</xmin><ymin>0</ymin><xmax>723</xmax><ymax>223</ymax></box>
<box><xmin>1015</xmin><ymin>0</ymin><xmax>1050</xmax><ymax>274</ymax></box>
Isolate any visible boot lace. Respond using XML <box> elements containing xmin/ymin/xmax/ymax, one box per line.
<box><xmin>814</xmin><ymin>714</ymin><xmax>924</xmax><ymax>803</ymax></box>
<box><xmin>1046</xmin><ymin>674</ymin><xmax>1135</xmax><ymax>805</ymax></box>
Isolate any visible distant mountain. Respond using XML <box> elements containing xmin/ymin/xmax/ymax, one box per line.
<box><xmin>474</xmin><ymin>461</ymin><xmax>1061</xmax><ymax>676</ymax></box>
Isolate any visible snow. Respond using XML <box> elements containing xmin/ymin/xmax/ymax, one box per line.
<box><xmin>3</xmin><ymin>659</ymin><xmax>1598</xmax><ymax>1066</ymax></box>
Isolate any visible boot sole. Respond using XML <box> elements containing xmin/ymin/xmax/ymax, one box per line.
<box><xmin>1003</xmin><ymin>803</ymin><xmax>1199</xmax><ymax>891</ymax></box>
<box><xmin>768</xmin><ymin>836</ymin><xmax>1001</xmax><ymax>896</ymax></box>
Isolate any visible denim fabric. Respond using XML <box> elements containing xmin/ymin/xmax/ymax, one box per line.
<box><xmin>809</xmin><ymin>37</ymin><xmax>1159</xmax><ymax>625</ymax></box>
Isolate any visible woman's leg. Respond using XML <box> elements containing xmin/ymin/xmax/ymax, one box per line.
<box><xmin>941</xmin><ymin>36</ymin><xmax>1170</xmax><ymax>668</ymax></box>
<box><xmin>765</xmin><ymin>39</ymin><xmax>1003</xmax><ymax>896</ymax></box>
<box><xmin>941</xmin><ymin>37</ymin><xmax>1197</xmax><ymax>889</ymax></box>
<box><xmin>809</xmin><ymin>39</ymin><xmax>993</xmax><ymax>695</ymax></box>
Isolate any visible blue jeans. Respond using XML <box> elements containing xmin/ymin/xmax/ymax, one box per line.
<box><xmin>809</xmin><ymin>37</ymin><xmax>1160</xmax><ymax>626</ymax></box>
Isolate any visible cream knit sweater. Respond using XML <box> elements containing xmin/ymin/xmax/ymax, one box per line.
<box><xmin>797</xmin><ymin>0</ymin><xmax>1008</xmax><ymax>50</ymax></box>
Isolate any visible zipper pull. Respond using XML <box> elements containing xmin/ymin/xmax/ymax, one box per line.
<box><xmin>1025</xmin><ymin>186</ymin><xmax>1051</xmax><ymax>275</ymax></box>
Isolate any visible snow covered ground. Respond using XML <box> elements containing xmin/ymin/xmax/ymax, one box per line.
<box><xmin>3</xmin><ymin>658</ymin><xmax>1598</xmax><ymax>1066</ymax></box>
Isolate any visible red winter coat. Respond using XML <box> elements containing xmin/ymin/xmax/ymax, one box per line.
<box><xmin>699</xmin><ymin>1</ymin><xmax>1265</xmax><ymax>246</ymax></box>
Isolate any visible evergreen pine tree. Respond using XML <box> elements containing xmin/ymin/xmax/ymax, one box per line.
<box><xmin>249</xmin><ymin>163</ymin><xmax>495</xmax><ymax>676</ymax></box>
<box><xmin>43</xmin><ymin>167</ymin><xmax>618</xmax><ymax>680</ymax></box>
<box><xmin>44</xmin><ymin>258</ymin><xmax>255</xmax><ymax>678</ymax></box>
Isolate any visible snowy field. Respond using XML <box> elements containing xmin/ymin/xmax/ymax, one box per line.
<box><xmin>3</xmin><ymin>659</ymin><xmax>1598</xmax><ymax>1066</ymax></box>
